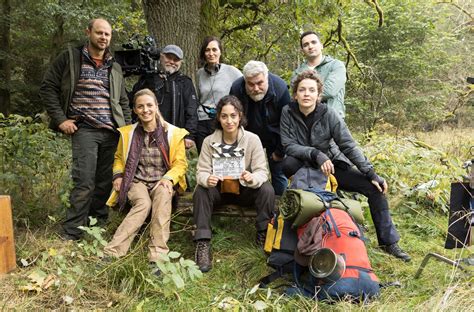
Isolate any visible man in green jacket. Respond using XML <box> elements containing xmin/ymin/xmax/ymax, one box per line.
<box><xmin>291</xmin><ymin>31</ymin><xmax>347</xmax><ymax>118</ymax></box>
<box><xmin>40</xmin><ymin>18</ymin><xmax>132</xmax><ymax>240</ymax></box>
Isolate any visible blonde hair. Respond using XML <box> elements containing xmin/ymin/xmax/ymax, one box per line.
<box><xmin>133</xmin><ymin>88</ymin><xmax>168</xmax><ymax>130</ymax></box>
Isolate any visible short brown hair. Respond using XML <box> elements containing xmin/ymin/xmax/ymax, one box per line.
<box><xmin>215</xmin><ymin>95</ymin><xmax>247</xmax><ymax>130</ymax></box>
<box><xmin>299</xmin><ymin>31</ymin><xmax>322</xmax><ymax>48</ymax></box>
<box><xmin>87</xmin><ymin>18</ymin><xmax>111</xmax><ymax>31</ymax></box>
<box><xmin>292</xmin><ymin>70</ymin><xmax>324</xmax><ymax>104</ymax></box>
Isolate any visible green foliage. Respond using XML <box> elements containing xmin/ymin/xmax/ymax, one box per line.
<box><xmin>0</xmin><ymin>114</ymin><xmax>71</xmax><ymax>224</ymax></box>
<box><xmin>77</xmin><ymin>217</ymin><xmax>108</xmax><ymax>257</ymax></box>
<box><xmin>154</xmin><ymin>251</ymin><xmax>203</xmax><ymax>298</ymax></box>
<box><xmin>362</xmin><ymin>132</ymin><xmax>468</xmax><ymax>214</ymax></box>
<box><xmin>7</xmin><ymin>0</ymin><xmax>144</xmax><ymax>116</ymax></box>
<box><xmin>345</xmin><ymin>0</ymin><xmax>473</xmax><ymax>131</ymax></box>
<box><xmin>185</xmin><ymin>147</ymin><xmax>198</xmax><ymax>190</ymax></box>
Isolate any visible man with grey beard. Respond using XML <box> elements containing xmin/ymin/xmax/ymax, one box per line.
<box><xmin>229</xmin><ymin>61</ymin><xmax>290</xmax><ymax>196</ymax></box>
<box><xmin>131</xmin><ymin>45</ymin><xmax>198</xmax><ymax>148</ymax></box>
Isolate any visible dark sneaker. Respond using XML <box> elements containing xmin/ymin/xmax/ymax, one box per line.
<box><xmin>255</xmin><ymin>231</ymin><xmax>266</xmax><ymax>249</ymax></box>
<box><xmin>58</xmin><ymin>231</ymin><xmax>80</xmax><ymax>241</ymax></box>
<box><xmin>195</xmin><ymin>240</ymin><xmax>212</xmax><ymax>273</ymax></box>
<box><xmin>381</xmin><ymin>243</ymin><xmax>411</xmax><ymax>262</ymax></box>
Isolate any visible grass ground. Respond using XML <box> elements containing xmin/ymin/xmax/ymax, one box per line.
<box><xmin>1</xmin><ymin>127</ymin><xmax>473</xmax><ymax>311</ymax></box>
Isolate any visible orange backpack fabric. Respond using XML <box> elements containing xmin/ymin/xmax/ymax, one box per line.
<box><xmin>320</xmin><ymin>208</ymin><xmax>378</xmax><ymax>282</ymax></box>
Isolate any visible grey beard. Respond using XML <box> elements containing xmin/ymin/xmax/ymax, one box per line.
<box><xmin>249</xmin><ymin>92</ymin><xmax>265</xmax><ymax>102</ymax></box>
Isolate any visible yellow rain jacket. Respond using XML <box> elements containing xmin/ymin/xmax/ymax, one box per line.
<box><xmin>106</xmin><ymin>122</ymin><xmax>188</xmax><ymax>207</ymax></box>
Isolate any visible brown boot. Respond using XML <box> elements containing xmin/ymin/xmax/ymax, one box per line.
<box><xmin>195</xmin><ymin>240</ymin><xmax>212</xmax><ymax>272</ymax></box>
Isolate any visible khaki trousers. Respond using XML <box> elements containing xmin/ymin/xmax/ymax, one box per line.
<box><xmin>104</xmin><ymin>181</ymin><xmax>172</xmax><ymax>262</ymax></box>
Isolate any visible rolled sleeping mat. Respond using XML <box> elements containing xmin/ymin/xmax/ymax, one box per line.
<box><xmin>279</xmin><ymin>189</ymin><xmax>365</xmax><ymax>228</ymax></box>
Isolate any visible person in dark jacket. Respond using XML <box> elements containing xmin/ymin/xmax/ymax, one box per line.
<box><xmin>229</xmin><ymin>61</ymin><xmax>290</xmax><ymax>195</ymax></box>
<box><xmin>280</xmin><ymin>70</ymin><xmax>411</xmax><ymax>262</ymax></box>
<box><xmin>131</xmin><ymin>45</ymin><xmax>198</xmax><ymax>149</ymax></box>
<box><xmin>39</xmin><ymin>18</ymin><xmax>132</xmax><ymax>240</ymax></box>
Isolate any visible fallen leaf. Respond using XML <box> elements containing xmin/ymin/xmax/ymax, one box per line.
<box><xmin>62</xmin><ymin>295</ymin><xmax>74</xmax><ymax>305</ymax></box>
<box><xmin>42</xmin><ymin>274</ymin><xmax>56</xmax><ymax>290</ymax></box>
<box><xmin>20</xmin><ymin>259</ymin><xmax>29</xmax><ymax>267</ymax></box>
<box><xmin>28</xmin><ymin>269</ymin><xmax>47</xmax><ymax>286</ymax></box>
<box><xmin>253</xmin><ymin>300</ymin><xmax>268</xmax><ymax>311</ymax></box>
<box><xmin>18</xmin><ymin>284</ymin><xmax>42</xmax><ymax>293</ymax></box>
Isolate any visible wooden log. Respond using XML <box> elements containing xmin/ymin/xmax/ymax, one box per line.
<box><xmin>173</xmin><ymin>192</ymin><xmax>279</xmax><ymax>218</ymax></box>
<box><xmin>0</xmin><ymin>195</ymin><xmax>16</xmax><ymax>274</ymax></box>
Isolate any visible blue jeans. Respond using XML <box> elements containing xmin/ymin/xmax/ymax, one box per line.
<box><xmin>268</xmin><ymin>156</ymin><xmax>287</xmax><ymax>196</ymax></box>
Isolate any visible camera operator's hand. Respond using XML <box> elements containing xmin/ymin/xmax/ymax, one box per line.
<box><xmin>185</xmin><ymin>139</ymin><xmax>195</xmax><ymax>149</ymax></box>
<box><xmin>58</xmin><ymin>119</ymin><xmax>78</xmax><ymax>135</ymax></box>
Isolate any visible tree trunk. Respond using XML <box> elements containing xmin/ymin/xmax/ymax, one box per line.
<box><xmin>0</xmin><ymin>0</ymin><xmax>11</xmax><ymax>116</ymax></box>
<box><xmin>142</xmin><ymin>0</ymin><xmax>218</xmax><ymax>80</ymax></box>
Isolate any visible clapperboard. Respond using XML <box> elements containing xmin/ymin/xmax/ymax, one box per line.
<box><xmin>211</xmin><ymin>142</ymin><xmax>245</xmax><ymax>179</ymax></box>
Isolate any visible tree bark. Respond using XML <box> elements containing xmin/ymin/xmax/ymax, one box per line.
<box><xmin>0</xmin><ymin>0</ymin><xmax>11</xmax><ymax>116</ymax></box>
<box><xmin>142</xmin><ymin>0</ymin><xmax>218</xmax><ymax>79</ymax></box>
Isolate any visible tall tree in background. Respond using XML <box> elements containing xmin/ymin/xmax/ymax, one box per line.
<box><xmin>0</xmin><ymin>0</ymin><xmax>11</xmax><ymax>115</ymax></box>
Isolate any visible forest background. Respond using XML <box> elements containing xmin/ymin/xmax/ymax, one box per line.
<box><xmin>0</xmin><ymin>0</ymin><xmax>473</xmax><ymax>310</ymax></box>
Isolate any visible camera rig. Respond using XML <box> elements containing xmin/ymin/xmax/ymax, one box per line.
<box><xmin>115</xmin><ymin>34</ymin><xmax>160</xmax><ymax>77</ymax></box>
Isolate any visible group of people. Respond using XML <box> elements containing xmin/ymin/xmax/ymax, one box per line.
<box><xmin>39</xmin><ymin>18</ymin><xmax>410</xmax><ymax>276</ymax></box>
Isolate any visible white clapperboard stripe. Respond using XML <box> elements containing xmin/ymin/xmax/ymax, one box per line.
<box><xmin>211</xmin><ymin>142</ymin><xmax>244</xmax><ymax>158</ymax></box>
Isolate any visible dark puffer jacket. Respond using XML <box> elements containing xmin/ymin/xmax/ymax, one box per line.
<box><xmin>280</xmin><ymin>102</ymin><xmax>374</xmax><ymax>177</ymax></box>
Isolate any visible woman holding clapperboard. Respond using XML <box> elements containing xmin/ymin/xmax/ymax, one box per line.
<box><xmin>192</xmin><ymin>95</ymin><xmax>275</xmax><ymax>273</ymax></box>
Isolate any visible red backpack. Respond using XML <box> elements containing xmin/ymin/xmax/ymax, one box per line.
<box><xmin>320</xmin><ymin>208</ymin><xmax>378</xmax><ymax>282</ymax></box>
<box><xmin>315</xmin><ymin>208</ymin><xmax>380</xmax><ymax>301</ymax></box>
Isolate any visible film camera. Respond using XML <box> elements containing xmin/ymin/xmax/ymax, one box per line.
<box><xmin>115</xmin><ymin>34</ymin><xmax>160</xmax><ymax>77</ymax></box>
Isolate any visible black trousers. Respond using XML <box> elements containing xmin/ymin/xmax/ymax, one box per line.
<box><xmin>282</xmin><ymin>156</ymin><xmax>400</xmax><ymax>246</ymax></box>
<box><xmin>192</xmin><ymin>182</ymin><xmax>275</xmax><ymax>240</ymax></box>
<box><xmin>196</xmin><ymin>120</ymin><xmax>215</xmax><ymax>154</ymax></box>
<box><xmin>63</xmin><ymin>127</ymin><xmax>119</xmax><ymax>239</ymax></box>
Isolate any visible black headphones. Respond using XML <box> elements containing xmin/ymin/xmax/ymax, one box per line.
<box><xmin>204</xmin><ymin>63</ymin><xmax>221</xmax><ymax>75</ymax></box>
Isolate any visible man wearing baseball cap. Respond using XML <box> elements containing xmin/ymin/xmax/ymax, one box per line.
<box><xmin>131</xmin><ymin>44</ymin><xmax>198</xmax><ymax>148</ymax></box>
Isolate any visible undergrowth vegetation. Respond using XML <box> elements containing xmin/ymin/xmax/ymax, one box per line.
<box><xmin>1</xmin><ymin>116</ymin><xmax>473</xmax><ymax>310</ymax></box>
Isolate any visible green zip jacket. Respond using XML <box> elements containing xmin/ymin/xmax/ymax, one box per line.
<box><xmin>39</xmin><ymin>45</ymin><xmax>132</xmax><ymax>130</ymax></box>
<box><xmin>291</xmin><ymin>55</ymin><xmax>346</xmax><ymax>118</ymax></box>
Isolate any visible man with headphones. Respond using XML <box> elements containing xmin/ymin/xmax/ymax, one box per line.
<box><xmin>131</xmin><ymin>45</ymin><xmax>198</xmax><ymax>148</ymax></box>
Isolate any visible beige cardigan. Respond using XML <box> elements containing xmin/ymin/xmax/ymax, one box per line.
<box><xmin>196</xmin><ymin>127</ymin><xmax>269</xmax><ymax>189</ymax></box>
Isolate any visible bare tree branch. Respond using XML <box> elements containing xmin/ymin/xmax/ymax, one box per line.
<box><xmin>436</xmin><ymin>1</ymin><xmax>473</xmax><ymax>20</ymax></box>
<box><xmin>364</xmin><ymin>0</ymin><xmax>384</xmax><ymax>27</ymax></box>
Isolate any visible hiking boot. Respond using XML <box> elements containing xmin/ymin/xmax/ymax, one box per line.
<box><xmin>381</xmin><ymin>243</ymin><xmax>411</xmax><ymax>262</ymax></box>
<box><xmin>195</xmin><ymin>240</ymin><xmax>212</xmax><ymax>272</ymax></box>
<box><xmin>58</xmin><ymin>231</ymin><xmax>80</xmax><ymax>241</ymax></box>
<box><xmin>255</xmin><ymin>231</ymin><xmax>266</xmax><ymax>249</ymax></box>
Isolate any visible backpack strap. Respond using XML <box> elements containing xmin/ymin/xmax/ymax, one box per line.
<box><xmin>346</xmin><ymin>265</ymin><xmax>374</xmax><ymax>273</ymax></box>
<box><xmin>259</xmin><ymin>269</ymin><xmax>284</xmax><ymax>288</ymax></box>
<box><xmin>325</xmin><ymin>208</ymin><xmax>341</xmax><ymax>237</ymax></box>
<box><xmin>292</xmin><ymin>262</ymin><xmax>317</xmax><ymax>297</ymax></box>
